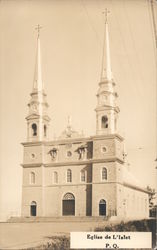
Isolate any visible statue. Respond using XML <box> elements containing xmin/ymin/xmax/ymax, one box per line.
<box><xmin>48</xmin><ymin>148</ymin><xmax>58</xmax><ymax>160</ymax></box>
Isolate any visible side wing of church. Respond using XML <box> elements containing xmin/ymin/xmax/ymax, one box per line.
<box><xmin>21</xmin><ymin>21</ymin><xmax>149</xmax><ymax>219</ymax></box>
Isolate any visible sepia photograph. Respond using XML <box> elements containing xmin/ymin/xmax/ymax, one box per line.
<box><xmin>0</xmin><ymin>0</ymin><xmax>156</xmax><ymax>249</ymax></box>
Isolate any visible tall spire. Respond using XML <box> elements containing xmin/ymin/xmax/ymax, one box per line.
<box><xmin>33</xmin><ymin>25</ymin><xmax>43</xmax><ymax>92</ymax></box>
<box><xmin>101</xmin><ymin>9</ymin><xmax>113</xmax><ymax>82</ymax></box>
<box><xmin>95</xmin><ymin>10</ymin><xmax>119</xmax><ymax>135</ymax></box>
<box><xmin>26</xmin><ymin>25</ymin><xmax>50</xmax><ymax>142</ymax></box>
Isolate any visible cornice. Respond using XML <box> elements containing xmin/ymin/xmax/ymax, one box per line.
<box><xmin>22</xmin><ymin>181</ymin><xmax>149</xmax><ymax>194</ymax></box>
<box><xmin>21</xmin><ymin>163</ymin><xmax>42</xmax><ymax>168</ymax></box>
<box><xmin>95</xmin><ymin>106</ymin><xmax>119</xmax><ymax>113</ymax></box>
<box><xmin>21</xmin><ymin>133</ymin><xmax>124</xmax><ymax>146</ymax></box>
<box><xmin>91</xmin><ymin>134</ymin><xmax>124</xmax><ymax>141</ymax></box>
<box><xmin>30</xmin><ymin>90</ymin><xmax>47</xmax><ymax>97</ymax></box>
<box><xmin>28</xmin><ymin>101</ymin><xmax>49</xmax><ymax>108</ymax></box>
<box><xmin>44</xmin><ymin>157</ymin><xmax>124</xmax><ymax>167</ymax></box>
<box><xmin>21</xmin><ymin>157</ymin><xmax>124</xmax><ymax>168</ymax></box>
<box><xmin>122</xmin><ymin>182</ymin><xmax>150</xmax><ymax>194</ymax></box>
<box><xmin>25</xmin><ymin>114</ymin><xmax>50</xmax><ymax>121</ymax></box>
<box><xmin>99</xmin><ymin>80</ymin><xmax>116</xmax><ymax>86</ymax></box>
<box><xmin>96</xmin><ymin>90</ymin><xmax>115</xmax><ymax>96</ymax></box>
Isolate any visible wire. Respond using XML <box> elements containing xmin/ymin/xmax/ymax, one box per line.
<box><xmin>147</xmin><ymin>0</ymin><xmax>157</xmax><ymax>159</ymax></box>
<box><xmin>150</xmin><ymin>0</ymin><xmax>157</xmax><ymax>49</ymax></box>
<box><xmin>123</xmin><ymin>0</ymin><xmax>145</xmax><ymax>96</ymax></box>
<box><xmin>147</xmin><ymin>0</ymin><xmax>157</xmax><ymax>65</ymax></box>
<box><xmin>80</xmin><ymin>0</ymin><xmax>102</xmax><ymax>46</ymax></box>
<box><xmin>110</xmin><ymin>0</ymin><xmax>138</xmax><ymax>90</ymax></box>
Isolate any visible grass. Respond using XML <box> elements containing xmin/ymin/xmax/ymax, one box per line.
<box><xmin>25</xmin><ymin>236</ymin><xmax>70</xmax><ymax>250</ymax></box>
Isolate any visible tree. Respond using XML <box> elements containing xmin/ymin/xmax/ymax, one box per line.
<box><xmin>146</xmin><ymin>186</ymin><xmax>156</xmax><ymax>217</ymax></box>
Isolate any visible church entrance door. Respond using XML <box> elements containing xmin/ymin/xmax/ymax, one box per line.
<box><xmin>99</xmin><ymin>199</ymin><xmax>106</xmax><ymax>216</ymax></box>
<box><xmin>62</xmin><ymin>193</ymin><xmax>75</xmax><ymax>216</ymax></box>
<box><xmin>30</xmin><ymin>201</ymin><xmax>37</xmax><ymax>216</ymax></box>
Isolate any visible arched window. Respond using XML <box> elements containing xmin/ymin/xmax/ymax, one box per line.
<box><xmin>67</xmin><ymin>169</ymin><xmax>72</xmax><ymax>183</ymax></box>
<box><xmin>30</xmin><ymin>172</ymin><xmax>35</xmax><ymax>184</ymax></box>
<box><xmin>53</xmin><ymin>171</ymin><xmax>58</xmax><ymax>183</ymax></box>
<box><xmin>102</xmin><ymin>167</ymin><xmax>107</xmax><ymax>180</ymax></box>
<box><xmin>101</xmin><ymin>116</ymin><xmax>108</xmax><ymax>128</ymax></box>
<box><xmin>80</xmin><ymin>170</ymin><xmax>85</xmax><ymax>182</ymax></box>
<box><xmin>32</xmin><ymin>123</ymin><xmax>37</xmax><ymax>136</ymax></box>
<box><xmin>63</xmin><ymin>193</ymin><xmax>75</xmax><ymax>200</ymax></box>
<box><xmin>44</xmin><ymin>125</ymin><xmax>47</xmax><ymax>137</ymax></box>
<box><xmin>30</xmin><ymin>201</ymin><xmax>37</xmax><ymax>216</ymax></box>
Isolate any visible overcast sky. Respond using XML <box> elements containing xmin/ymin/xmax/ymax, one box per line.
<box><xmin>0</xmin><ymin>0</ymin><xmax>156</xmax><ymax>221</ymax></box>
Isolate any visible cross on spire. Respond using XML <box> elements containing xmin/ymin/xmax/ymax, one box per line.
<box><xmin>67</xmin><ymin>115</ymin><xmax>72</xmax><ymax>128</ymax></box>
<box><xmin>102</xmin><ymin>8</ymin><xmax>110</xmax><ymax>24</ymax></box>
<box><xmin>35</xmin><ymin>24</ymin><xmax>42</xmax><ymax>38</ymax></box>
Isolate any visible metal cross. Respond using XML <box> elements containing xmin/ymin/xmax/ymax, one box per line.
<box><xmin>102</xmin><ymin>8</ymin><xmax>110</xmax><ymax>23</ymax></box>
<box><xmin>67</xmin><ymin>115</ymin><xmax>72</xmax><ymax>127</ymax></box>
<box><xmin>35</xmin><ymin>24</ymin><xmax>42</xmax><ymax>38</ymax></box>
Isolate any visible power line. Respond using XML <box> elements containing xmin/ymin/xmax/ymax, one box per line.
<box><xmin>147</xmin><ymin>0</ymin><xmax>157</xmax><ymax>65</ymax></box>
<box><xmin>148</xmin><ymin>0</ymin><xmax>157</xmax><ymax>161</ymax></box>
<box><xmin>150</xmin><ymin>0</ymin><xmax>157</xmax><ymax>49</ymax></box>
<box><xmin>110</xmin><ymin>0</ymin><xmax>137</xmax><ymax>84</ymax></box>
<box><xmin>80</xmin><ymin>0</ymin><xmax>101</xmax><ymax>46</ymax></box>
<box><xmin>123</xmin><ymin>0</ymin><xmax>145</xmax><ymax>94</ymax></box>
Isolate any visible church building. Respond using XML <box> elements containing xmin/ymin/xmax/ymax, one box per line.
<box><xmin>21</xmin><ymin>18</ymin><xmax>149</xmax><ymax>219</ymax></box>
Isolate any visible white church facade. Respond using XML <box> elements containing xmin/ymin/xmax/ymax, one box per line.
<box><xmin>21</xmin><ymin>20</ymin><xmax>149</xmax><ymax>219</ymax></box>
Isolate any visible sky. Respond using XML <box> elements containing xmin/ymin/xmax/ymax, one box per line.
<box><xmin>0</xmin><ymin>0</ymin><xmax>156</xmax><ymax>221</ymax></box>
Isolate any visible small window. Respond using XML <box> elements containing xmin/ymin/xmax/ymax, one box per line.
<box><xmin>102</xmin><ymin>167</ymin><xmax>107</xmax><ymax>181</ymax></box>
<box><xmin>53</xmin><ymin>171</ymin><xmax>58</xmax><ymax>183</ymax></box>
<box><xmin>80</xmin><ymin>170</ymin><xmax>85</xmax><ymax>182</ymax></box>
<box><xmin>44</xmin><ymin>125</ymin><xmax>47</xmax><ymax>137</ymax></box>
<box><xmin>30</xmin><ymin>172</ymin><xmax>35</xmax><ymax>184</ymax></box>
<box><xmin>67</xmin><ymin>169</ymin><xmax>72</xmax><ymax>182</ymax></box>
<box><xmin>32</xmin><ymin>123</ymin><xmax>37</xmax><ymax>136</ymax></box>
<box><xmin>101</xmin><ymin>116</ymin><xmax>108</xmax><ymax>128</ymax></box>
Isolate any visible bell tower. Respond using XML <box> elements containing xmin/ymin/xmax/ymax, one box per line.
<box><xmin>95</xmin><ymin>10</ymin><xmax>119</xmax><ymax>135</ymax></box>
<box><xmin>26</xmin><ymin>25</ymin><xmax>50</xmax><ymax>142</ymax></box>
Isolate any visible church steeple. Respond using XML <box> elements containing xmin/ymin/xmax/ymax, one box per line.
<box><xmin>95</xmin><ymin>10</ymin><xmax>119</xmax><ymax>135</ymax></box>
<box><xmin>33</xmin><ymin>25</ymin><xmax>43</xmax><ymax>92</ymax></box>
<box><xmin>101</xmin><ymin>10</ymin><xmax>113</xmax><ymax>82</ymax></box>
<box><xmin>26</xmin><ymin>25</ymin><xmax>50</xmax><ymax>142</ymax></box>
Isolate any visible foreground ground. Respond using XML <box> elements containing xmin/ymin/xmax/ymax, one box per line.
<box><xmin>0</xmin><ymin>219</ymin><xmax>155</xmax><ymax>250</ymax></box>
<box><xmin>0</xmin><ymin>220</ymin><xmax>109</xmax><ymax>249</ymax></box>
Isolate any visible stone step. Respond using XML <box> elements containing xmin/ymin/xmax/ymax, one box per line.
<box><xmin>7</xmin><ymin>216</ymin><xmax>109</xmax><ymax>223</ymax></box>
